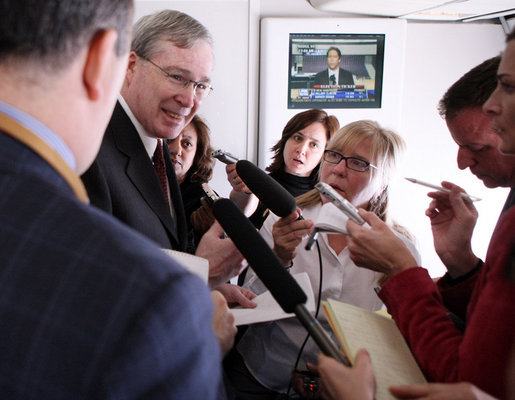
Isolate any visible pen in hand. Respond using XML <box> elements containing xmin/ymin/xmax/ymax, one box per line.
<box><xmin>405</xmin><ymin>177</ymin><xmax>481</xmax><ymax>202</ymax></box>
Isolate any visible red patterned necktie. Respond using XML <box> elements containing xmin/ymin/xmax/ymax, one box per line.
<box><xmin>152</xmin><ymin>140</ymin><xmax>169</xmax><ymax>205</ymax></box>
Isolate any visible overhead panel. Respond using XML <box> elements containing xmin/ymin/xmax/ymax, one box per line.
<box><xmin>308</xmin><ymin>0</ymin><xmax>515</xmax><ymax>21</ymax></box>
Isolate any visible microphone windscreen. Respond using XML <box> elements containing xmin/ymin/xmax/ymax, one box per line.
<box><xmin>212</xmin><ymin>198</ymin><xmax>307</xmax><ymax>313</ymax></box>
<box><xmin>236</xmin><ymin>160</ymin><xmax>297</xmax><ymax>217</ymax></box>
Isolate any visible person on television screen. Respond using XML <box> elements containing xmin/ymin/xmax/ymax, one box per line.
<box><xmin>313</xmin><ymin>46</ymin><xmax>354</xmax><ymax>86</ymax></box>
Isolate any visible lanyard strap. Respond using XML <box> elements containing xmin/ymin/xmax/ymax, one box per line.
<box><xmin>0</xmin><ymin>112</ymin><xmax>89</xmax><ymax>204</ymax></box>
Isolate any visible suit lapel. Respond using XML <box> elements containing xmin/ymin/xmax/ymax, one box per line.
<box><xmin>163</xmin><ymin>144</ymin><xmax>188</xmax><ymax>250</ymax></box>
<box><xmin>110</xmin><ymin>104</ymin><xmax>183</xmax><ymax>248</ymax></box>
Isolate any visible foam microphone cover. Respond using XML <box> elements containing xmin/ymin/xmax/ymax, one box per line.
<box><xmin>212</xmin><ymin>198</ymin><xmax>307</xmax><ymax>313</ymax></box>
<box><xmin>236</xmin><ymin>160</ymin><xmax>297</xmax><ymax>217</ymax></box>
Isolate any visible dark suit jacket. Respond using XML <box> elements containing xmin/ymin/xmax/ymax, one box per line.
<box><xmin>82</xmin><ymin>102</ymin><xmax>188</xmax><ymax>251</ymax></box>
<box><xmin>0</xmin><ymin>131</ymin><xmax>225</xmax><ymax>399</ymax></box>
<box><xmin>313</xmin><ymin>67</ymin><xmax>354</xmax><ymax>86</ymax></box>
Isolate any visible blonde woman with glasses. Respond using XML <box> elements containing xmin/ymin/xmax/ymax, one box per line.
<box><xmin>225</xmin><ymin>120</ymin><xmax>420</xmax><ymax>399</ymax></box>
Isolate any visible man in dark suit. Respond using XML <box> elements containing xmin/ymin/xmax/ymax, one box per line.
<box><xmin>83</xmin><ymin>101</ymin><xmax>188</xmax><ymax>251</ymax></box>
<box><xmin>82</xmin><ymin>10</ymin><xmax>245</xmax><ymax>288</ymax></box>
<box><xmin>313</xmin><ymin>46</ymin><xmax>354</xmax><ymax>86</ymax></box>
<box><xmin>0</xmin><ymin>1</ymin><xmax>226</xmax><ymax>398</ymax></box>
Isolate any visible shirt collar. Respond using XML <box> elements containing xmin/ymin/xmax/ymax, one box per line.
<box><xmin>0</xmin><ymin>101</ymin><xmax>76</xmax><ymax>171</ymax></box>
<box><xmin>118</xmin><ymin>95</ymin><xmax>158</xmax><ymax>158</ymax></box>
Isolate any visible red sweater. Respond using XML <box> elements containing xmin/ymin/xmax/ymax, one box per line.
<box><xmin>379</xmin><ymin>207</ymin><xmax>515</xmax><ymax>399</ymax></box>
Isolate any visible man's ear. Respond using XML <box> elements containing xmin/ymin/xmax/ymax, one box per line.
<box><xmin>124</xmin><ymin>51</ymin><xmax>138</xmax><ymax>85</ymax></box>
<box><xmin>83</xmin><ymin>30</ymin><xmax>119</xmax><ymax>101</ymax></box>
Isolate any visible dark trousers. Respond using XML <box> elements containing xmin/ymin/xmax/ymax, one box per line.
<box><xmin>223</xmin><ymin>348</ymin><xmax>294</xmax><ymax>400</ymax></box>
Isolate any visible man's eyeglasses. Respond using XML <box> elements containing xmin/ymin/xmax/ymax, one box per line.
<box><xmin>139</xmin><ymin>55</ymin><xmax>213</xmax><ymax>100</ymax></box>
<box><xmin>323</xmin><ymin>150</ymin><xmax>377</xmax><ymax>172</ymax></box>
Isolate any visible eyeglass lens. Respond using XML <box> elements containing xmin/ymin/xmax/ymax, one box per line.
<box><xmin>142</xmin><ymin>56</ymin><xmax>212</xmax><ymax>99</ymax></box>
<box><xmin>324</xmin><ymin>151</ymin><xmax>369</xmax><ymax>171</ymax></box>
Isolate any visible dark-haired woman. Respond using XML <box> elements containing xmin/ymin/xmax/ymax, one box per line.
<box><xmin>228</xmin><ymin>109</ymin><xmax>339</xmax><ymax>228</ymax></box>
<box><xmin>167</xmin><ymin>115</ymin><xmax>215</xmax><ymax>253</ymax></box>
<box><xmin>167</xmin><ymin>115</ymin><xmax>256</xmax><ymax>309</ymax></box>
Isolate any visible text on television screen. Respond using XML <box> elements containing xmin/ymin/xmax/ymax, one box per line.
<box><xmin>288</xmin><ymin>33</ymin><xmax>385</xmax><ymax>109</ymax></box>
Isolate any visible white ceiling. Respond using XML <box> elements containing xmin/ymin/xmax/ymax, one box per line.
<box><xmin>308</xmin><ymin>0</ymin><xmax>515</xmax><ymax>21</ymax></box>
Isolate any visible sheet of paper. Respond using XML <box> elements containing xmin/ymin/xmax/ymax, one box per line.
<box><xmin>161</xmin><ymin>249</ymin><xmax>209</xmax><ymax>283</ymax></box>
<box><xmin>232</xmin><ymin>272</ymin><xmax>315</xmax><ymax>326</ymax></box>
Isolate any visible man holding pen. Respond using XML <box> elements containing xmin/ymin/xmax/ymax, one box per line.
<box><xmin>340</xmin><ymin>54</ymin><xmax>515</xmax><ymax>399</ymax></box>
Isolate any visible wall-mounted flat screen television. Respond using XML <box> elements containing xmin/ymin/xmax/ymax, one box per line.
<box><xmin>288</xmin><ymin>33</ymin><xmax>385</xmax><ymax>109</ymax></box>
<box><xmin>259</xmin><ymin>17</ymin><xmax>406</xmax><ymax>169</ymax></box>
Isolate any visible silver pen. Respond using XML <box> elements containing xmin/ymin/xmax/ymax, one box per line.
<box><xmin>405</xmin><ymin>177</ymin><xmax>481</xmax><ymax>202</ymax></box>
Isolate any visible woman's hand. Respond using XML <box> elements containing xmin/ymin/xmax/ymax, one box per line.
<box><xmin>272</xmin><ymin>208</ymin><xmax>314</xmax><ymax>266</ymax></box>
<box><xmin>226</xmin><ymin>164</ymin><xmax>259</xmax><ymax>216</ymax></box>
<box><xmin>226</xmin><ymin>163</ymin><xmax>251</xmax><ymax>193</ymax></box>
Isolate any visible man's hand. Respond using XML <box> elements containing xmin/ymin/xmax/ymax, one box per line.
<box><xmin>346</xmin><ymin>211</ymin><xmax>417</xmax><ymax>279</ymax></box>
<box><xmin>196</xmin><ymin>222</ymin><xmax>246</xmax><ymax>287</ymax></box>
<box><xmin>318</xmin><ymin>349</ymin><xmax>376</xmax><ymax>400</ymax></box>
<box><xmin>214</xmin><ymin>283</ymin><xmax>257</xmax><ymax>308</ymax></box>
<box><xmin>211</xmin><ymin>290</ymin><xmax>237</xmax><ymax>357</ymax></box>
<box><xmin>426</xmin><ymin>182</ymin><xmax>479</xmax><ymax>277</ymax></box>
<box><xmin>390</xmin><ymin>382</ymin><xmax>497</xmax><ymax>400</ymax></box>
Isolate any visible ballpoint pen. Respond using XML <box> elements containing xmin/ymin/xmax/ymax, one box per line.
<box><xmin>405</xmin><ymin>177</ymin><xmax>481</xmax><ymax>202</ymax></box>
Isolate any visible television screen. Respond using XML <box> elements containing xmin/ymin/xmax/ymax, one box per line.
<box><xmin>288</xmin><ymin>33</ymin><xmax>385</xmax><ymax>109</ymax></box>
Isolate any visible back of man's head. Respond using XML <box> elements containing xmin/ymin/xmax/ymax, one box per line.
<box><xmin>131</xmin><ymin>10</ymin><xmax>213</xmax><ymax>60</ymax></box>
<box><xmin>438</xmin><ymin>56</ymin><xmax>500</xmax><ymax>120</ymax></box>
<box><xmin>0</xmin><ymin>0</ymin><xmax>134</xmax><ymax>72</ymax></box>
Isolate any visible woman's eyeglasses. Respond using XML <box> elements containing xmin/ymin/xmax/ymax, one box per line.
<box><xmin>323</xmin><ymin>150</ymin><xmax>377</xmax><ymax>172</ymax></box>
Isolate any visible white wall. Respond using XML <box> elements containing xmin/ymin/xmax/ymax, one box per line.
<box><xmin>134</xmin><ymin>0</ymin><xmax>509</xmax><ymax>277</ymax></box>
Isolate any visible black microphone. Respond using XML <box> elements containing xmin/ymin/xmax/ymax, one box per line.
<box><xmin>236</xmin><ymin>160</ymin><xmax>300</xmax><ymax>218</ymax></box>
<box><xmin>213</xmin><ymin>198</ymin><xmax>349</xmax><ymax>365</ymax></box>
